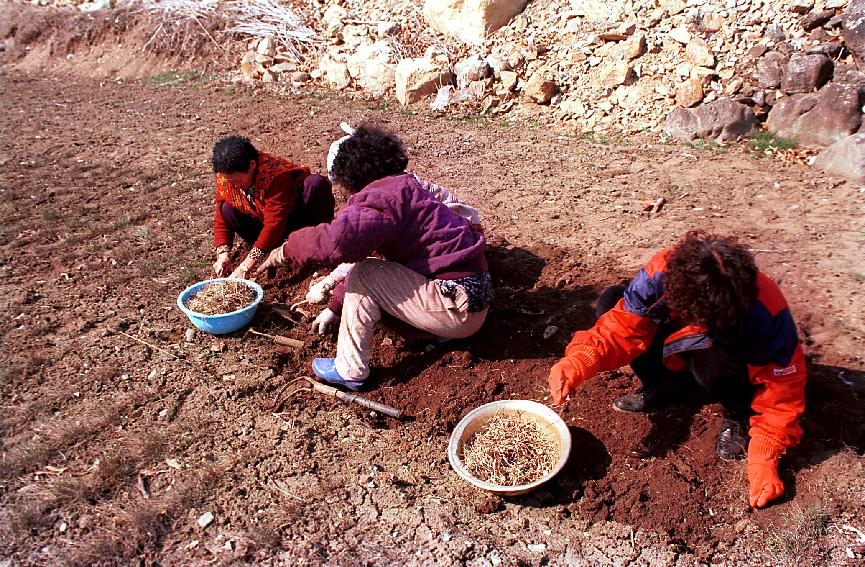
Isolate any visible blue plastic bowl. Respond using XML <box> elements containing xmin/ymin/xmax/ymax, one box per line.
<box><xmin>177</xmin><ymin>278</ymin><xmax>264</xmax><ymax>335</ymax></box>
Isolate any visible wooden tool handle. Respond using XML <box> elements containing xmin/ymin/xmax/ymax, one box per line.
<box><xmin>336</xmin><ymin>391</ymin><xmax>403</xmax><ymax>419</ymax></box>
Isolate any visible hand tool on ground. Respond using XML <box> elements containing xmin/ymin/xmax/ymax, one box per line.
<box><xmin>273</xmin><ymin>376</ymin><xmax>402</xmax><ymax>419</ymax></box>
<box><xmin>247</xmin><ymin>328</ymin><xmax>304</xmax><ymax>348</ymax></box>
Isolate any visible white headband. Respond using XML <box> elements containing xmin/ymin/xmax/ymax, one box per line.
<box><xmin>326</xmin><ymin>122</ymin><xmax>356</xmax><ymax>177</ymax></box>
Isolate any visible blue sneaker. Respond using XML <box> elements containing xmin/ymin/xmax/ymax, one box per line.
<box><xmin>311</xmin><ymin>358</ymin><xmax>365</xmax><ymax>391</ymax></box>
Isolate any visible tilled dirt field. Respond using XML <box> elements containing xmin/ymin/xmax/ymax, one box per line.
<box><xmin>1</xmin><ymin>69</ymin><xmax>864</xmax><ymax>566</ymax></box>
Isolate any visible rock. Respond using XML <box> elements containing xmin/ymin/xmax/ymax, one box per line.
<box><xmin>701</xmin><ymin>12</ymin><xmax>725</xmax><ymax>32</ymax></box>
<box><xmin>766</xmin><ymin>23</ymin><xmax>787</xmax><ymax>43</ymax></box>
<box><xmin>842</xmin><ymin>0</ymin><xmax>865</xmax><ymax>63</ymax></box>
<box><xmin>622</xmin><ymin>34</ymin><xmax>647</xmax><ymax>60</ymax></box>
<box><xmin>347</xmin><ymin>42</ymin><xmax>396</xmax><ymax>96</ymax></box>
<box><xmin>323</xmin><ymin>5</ymin><xmax>348</xmax><ymax>32</ymax></box>
<box><xmin>290</xmin><ymin>71</ymin><xmax>312</xmax><ymax>83</ymax></box>
<box><xmin>500</xmin><ymin>70</ymin><xmax>519</xmax><ymax>91</ymax></box>
<box><xmin>660</xmin><ymin>0</ymin><xmax>686</xmax><ymax>15</ymax></box>
<box><xmin>395</xmin><ymin>57</ymin><xmax>454</xmax><ymax>105</ymax></box>
<box><xmin>802</xmin><ymin>10</ymin><xmax>835</xmax><ymax>31</ymax></box>
<box><xmin>455</xmin><ymin>56</ymin><xmax>491</xmax><ymax>88</ymax></box>
<box><xmin>790</xmin><ymin>0</ymin><xmax>815</xmax><ymax>13</ymax></box>
<box><xmin>781</xmin><ymin>53</ymin><xmax>833</xmax><ymax>93</ymax></box>
<box><xmin>423</xmin><ymin>0</ymin><xmax>530</xmax><ymax>44</ymax></box>
<box><xmin>813</xmin><ymin>133</ymin><xmax>865</xmax><ymax>180</ymax></box>
<box><xmin>319</xmin><ymin>50</ymin><xmax>351</xmax><ymax>89</ymax></box>
<box><xmin>197</xmin><ymin>512</ymin><xmax>214</xmax><ymax>528</ymax></box>
<box><xmin>269</xmin><ymin>62</ymin><xmax>296</xmax><ymax>74</ymax></box>
<box><xmin>524</xmin><ymin>72</ymin><xmax>558</xmax><ymax>104</ymax></box>
<box><xmin>341</xmin><ymin>25</ymin><xmax>370</xmax><ymax>47</ymax></box>
<box><xmin>754</xmin><ymin>51</ymin><xmax>787</xmax><ymax>88</ymax></box>
<box><xmin>676</xmin><ymin>77</ymin><xmax>705</xmax><ymax>107</ymax></box>
<box><xmin>669</xmin><ymin>27</ymin><xmax>692</xmax><ymax>44</ymax></box>
<box><xmin>599</xmin><ymin>61</ymin><xmax>634</xmax><ymax>87</ymax></box>
<box><xmin>599</xmin><ymin>23</ymin><xmax>636</xmax><ymax>41</ymax></box>
<box><xmin>78</xmin><ymin>0</ymin><xmax>111</xmax><ymax>12</ymax></box>
<box><xmin>664</xmin><ymin>97</ymin><xmax>756</xmax><ymax>142</ymax></box>
<box><xmin>377</xmin><ymin>21</ymin><xmax>401</xmax><ymax>36</ymax></box>
<box><xmin>685</xmin><ymin>38</ymin><xmax>715</xmax><ymax>67</ymax></box>
<box><xmin>257</xmin><ymin>37</ymin><xmax>276</xmax><ymax>57</ymax></box>
<box><xmin>559</xmin><ymin>98</ymin><xmax>586</xmax><ymax>115</ymax></box>
<box><xmin>806</xmin><ymin>41</ymin><xmax>845</xmax><ymax>57</ymax></box>
<box><xmin>571</xmin><ymin>0</ymin><xmax>625</xmax><ymax>21</ymax></box>
<box><xmin>834</xmin><ymin>63</ymin><xmax>865</xmax><ymax>86</ymax></box>
<box><xmin>767</xmin><ymin>83</ymin><xmax>865</xmax><ymax>146</ymax></box>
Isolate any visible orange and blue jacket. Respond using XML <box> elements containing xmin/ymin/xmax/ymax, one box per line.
<box><xmin>564</xmin><ymin>250</ymin><xmax>807</xmax><ymax>454</ymax></box>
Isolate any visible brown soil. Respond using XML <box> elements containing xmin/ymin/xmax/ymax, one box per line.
<box><xmin>1</xmin><ymin>43</ymin><xmax>864</xmax><ymax>566</ymax></box>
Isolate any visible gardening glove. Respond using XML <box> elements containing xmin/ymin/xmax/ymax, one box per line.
<box><xmin>306</xmin><ymin>276</ymin><xmax>336</xmax><ymax>304</ymax></box>
<box><xmin>548</xmin><ymin>345</ymin><xmax>600</xmax><ymax>404</ymax></box>
<box><xmin>747</xmin><ymin>437</ymin><xmax>785</xmax><ymax>508</ymax></box>
<box><xmin>255</xmin><ymin>244</ymin><xmax>289</xmax><ymax>276</ymax></box>
<box><xmin>229</xmin><ymin>258</ymin><xmax>254</xmax><ymax>280</ymax></box>
<box><xmin>311</xmin><ymin>308</ymin><xmax>340</xmax><ymax>335</ymax></box>
<box><xmin>213</xmin><ymin>252</ymin><xmax>230</xmax><ymax>277</ymax></box>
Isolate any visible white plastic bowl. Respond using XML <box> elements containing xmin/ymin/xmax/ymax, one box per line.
<box><xmin>448</xmin><ymin>400</ymin><xmax>572</xmax><ymax>496</ymax></box>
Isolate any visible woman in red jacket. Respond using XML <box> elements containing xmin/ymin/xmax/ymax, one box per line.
<box><xmin>549</xmin><ymin>231</ymin><xmax>806</xmax><ymax>509</ymax></box>
<box><xmin>211</xmin><ymin>135</ymin><xmax>334</xmax><ymax>279</ymax></box>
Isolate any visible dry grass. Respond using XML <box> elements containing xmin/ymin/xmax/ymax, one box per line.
<box><xmin>185</xmin><ymin>279</ymin><xmax>256</xmax><ymax>314</ymax></box>
<box><xmin>764</xmin><ymin>505</ymin><xmax>832</xmax><ymax>565</ymax></box>
<box><xmin>461</xmin><ymin>411</ymin><xmax>561</xmax><ymax>486</ymax></box>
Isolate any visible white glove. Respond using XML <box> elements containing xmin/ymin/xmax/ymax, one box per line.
<box><xmin>311</xmin><ymin>308</ymin><xmax>340</xmax><ymax>335</ymax></box>
<box><xmin>306</xmin><ymin>276</ymin><xmax>336</xmax><ymax>304</ymax></box>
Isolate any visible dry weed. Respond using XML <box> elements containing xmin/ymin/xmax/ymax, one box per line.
<box><xmin>185</xmin><ymin>279</ymin><xmax>256</xmax><ymax>314</ymax></box>
<box><xmin>764</xmin><ymin>504</ymin><xmax>831</xmax><ymax>564</ymax></box>
<box><xmin>462</xmin><ymin>411</ymin><xmax>561</xmax><ymax>486</ymax></box>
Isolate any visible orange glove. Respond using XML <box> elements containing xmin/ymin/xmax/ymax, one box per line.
<box><xmin>548</xmin><ymin>345</ymin><xmax>600</xmax><ymax>404</ymax></box>
<box><xmin>747</xmin><ymin>436</ymin><xmax>785</xmax><ymax>508</ymax></box>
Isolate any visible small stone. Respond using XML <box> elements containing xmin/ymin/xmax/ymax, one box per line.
<box><xmin>685</xmin><ymin>38</ymin><xmax>715</xmax><ymax>67</ymax></box>
<box><xmin>669</xmin><ymin>27</ymin><xmax>692</xmax><ymax>44</ymax></box>
<box><xmin>524</xmin><ymin>73</ymin><xmax>558</xmax><ymax>104</ymax></box>
<box><xmin>599</xmin><ymin>61</ymin><xmax>634</xmax><ymax>87</ymax></box>
<box><xmin>210</xmin><ymin>342</ymin><xmax>225</xmax><ymax>352</ymax></box>
<box><xmin>790</xmin><ymin>0</ymin><xmax>814</xmax><ymax>13</ymax></box>
<box><xmin>257</xmin><ymin>37</ymin><xmax>275</xmax><ymax>57</ymax></box>
<box><xmin>197</xmin><ymin>512</ymin><xmax>214</xmax><ymax>528</ymax></box>
<box><xmin>527</xmin><ymin>543</ymin><xmax>547</xmax><ymax>553</ymax></box>
<box><xmin>59</xmin><ymin>522</ymin><xmax>68</xmax><ymax>532</ymax></box>
<box><xmin>599</xmin><ymin>23</ymin><xmax>636</xmax><ymax>41</ymax></box>
<box><xmin>676</xmin><ymin>77</ymin><xmax>705</xmax><ymax>107</ymax></box>
<box><xmin>802</xmin><ymin>10</ymin><xmax>835</xmax><ymax>31</ymax></box>
<box><xmin>441</xmin><ymin>532</ymin><xmax>452</xmax><ymax>542</ymax></box>
<box><xmin>542</xmin><ymin>326</ymin><xmax>559</xmax><ymax>339</ymax></box>
<box><xmin>185</xmin><ymin>328</ymin><xmax>195</xmax><ymax>343</ymax></box>
<box><xmin>500</xmin><ymin>70</ymin><xmax>519</xmax><ymax>91</ymax></box>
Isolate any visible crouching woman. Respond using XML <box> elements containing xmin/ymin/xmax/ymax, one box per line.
<box><xmin>257</xmin><ymin>125</ymin><xmax>492</xmax><ymax>389</ymax></box>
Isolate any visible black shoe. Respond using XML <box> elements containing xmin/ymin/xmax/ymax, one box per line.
<box><xmin>613</xmin><ymin>387</ymin><xmax>661</xmax><ymax>413</ymax></box>
<box><xmin>717</xmin><ymin>417</ymin><xmax>747</xmax><ymax>461</ymax></box>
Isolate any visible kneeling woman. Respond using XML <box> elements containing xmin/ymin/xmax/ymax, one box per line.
<box><xmin>257</xmin><ymin>125</ymin><xmax>491</xmax><ymax>389</ymax></box>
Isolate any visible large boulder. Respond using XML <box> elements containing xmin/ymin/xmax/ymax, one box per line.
<box><xmin>395</xmin><ymin>58</ymin><xmax>454</xmax><ymax>105</ymax></box>
<box><xmin>843</xmin><ymin>0</ymin><xmax>865</xmax><ymax>64</ymax></box>
<box><xmin>754</xmin><ymin>51</ymin><xmax>788</xmax><ymax>89</ymax></box>
<box><xmin>813</xmin><ymin>133</ymin><xmax>865</xmax><ymax>180</ymax></box>
<box><xmin>319</xmin><ymin>49</ymin><xmax>351</xmax><ymax>89</ymax></box>
<box><xmin>767</xmin><ymin>83</ymin><xmax>865</xmax><ymax>146</ymax></box>
<box><xmin>781</xmin><ymin>53</ymin><xmax>833</xmax><ymax>93</ymax></box>
<box><xmin>423</xmin><ymin>0</ymin><xmax>529</xmax><ymax>45</ymax></box>
<box><xmin>664</xmin><ymin>98</ymin><xmax>756</xmax><ymax>142</ymax></box>
<box><xmin>346</xmin><ymin>42</ymin><xmax>396</xmax><ymax>96</ymax></box>
<box><xmin>524</xmin><ymin>71</ymin><xmax>558</xmax><ymax>104</ymax></box>
<box><xmin>455</xmin><ymin>55</ymin><xmax>491</xmax><ymax>88</ymax></box>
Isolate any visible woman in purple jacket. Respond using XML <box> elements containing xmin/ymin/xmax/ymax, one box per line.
<box><xmin>257</xmin><ymin>125</ymin><xmax>492</xmax><ymax>390</ymax></box>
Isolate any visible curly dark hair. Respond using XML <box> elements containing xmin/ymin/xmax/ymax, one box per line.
<box><xmin>665</xmin><ymin>230</ymin><xmax>758</xmax><ymax>332</ymax></box>
<box><xmin>212</xmin><ymin>135</ymin><xmax>258</xmax><ymax>174</ymax></box>
<box><xmin>329</xmin><ymin>124</ymin><xmax>409</xmax><ymax>193</ymax></box>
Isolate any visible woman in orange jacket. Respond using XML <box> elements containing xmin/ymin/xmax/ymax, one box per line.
<box><xmin>549</xmin><ymin>231</ymin><xmax>806</xmax><ymax>509</ymax></box>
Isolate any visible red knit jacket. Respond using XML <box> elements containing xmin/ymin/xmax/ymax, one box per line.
<box><xmin>213</xmin><ymin>152</ymin><xmax>310</xmax><ymax>253</ymax></box>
